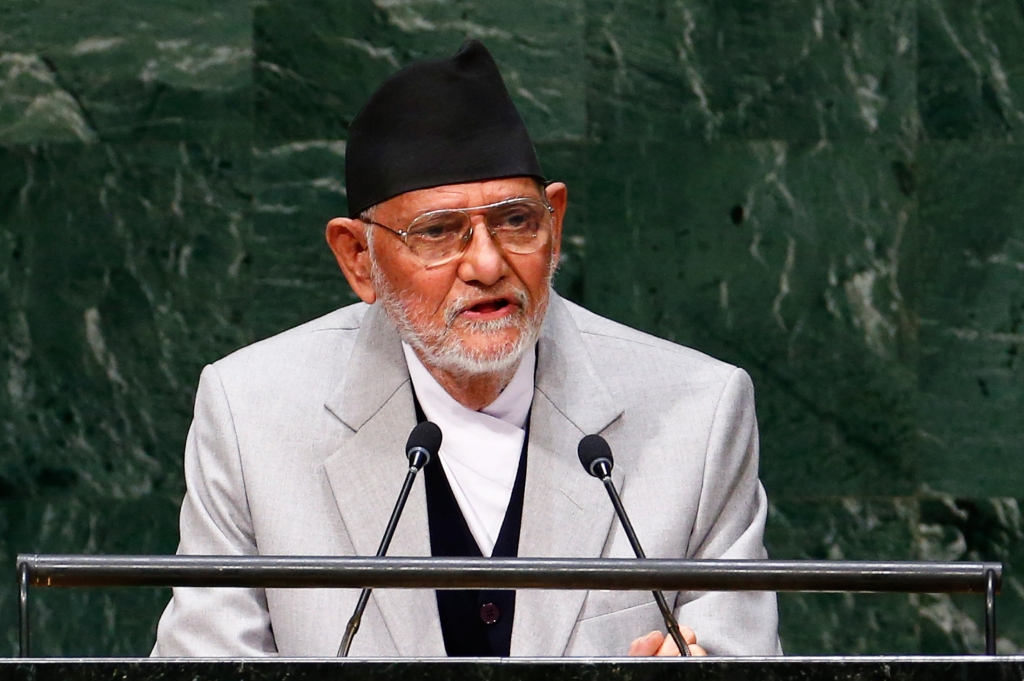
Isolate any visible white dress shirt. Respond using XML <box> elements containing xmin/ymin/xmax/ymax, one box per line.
<box><xmin>402</xmin><ymin>343</ymin><xmax>535</xmax><ymax>556</ymax></box>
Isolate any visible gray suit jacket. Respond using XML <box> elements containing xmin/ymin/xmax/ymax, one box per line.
<box><xmin>152</xmin><ymin>293</ymin><xmax>781</xmax><ymax>657</ymax></box>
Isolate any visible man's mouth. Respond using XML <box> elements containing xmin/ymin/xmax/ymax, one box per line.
<box><xmin>469</xmin><ymin>298</ymin><xmax>510</xmax><ymax>313</ymax></box>
<box><xmin>457</xmin><ymin>296</ymin><xmax>521</xmax><ymax>320</ymax></box>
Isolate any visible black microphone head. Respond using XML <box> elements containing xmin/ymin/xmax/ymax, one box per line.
<box><xmin>406</xmin><ymin>421</ymin><xmax>442</xmax><ymax>468</ymax></box>
<box><xmin>578</xmin><ymin>434</ymin><xmax>614</xmax><ymax>477</ymax></box>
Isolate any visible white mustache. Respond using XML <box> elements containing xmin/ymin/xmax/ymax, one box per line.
<box><xmin>443</xmin><ymin>288</ymin><xmax>530</xmax><ymax>327</ymax></box>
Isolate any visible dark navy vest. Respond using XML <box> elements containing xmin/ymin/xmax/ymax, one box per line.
<box><xmin>415</xmin><ymin>398</ymin><xmax>529</xmax><ymax>657</ymax></box>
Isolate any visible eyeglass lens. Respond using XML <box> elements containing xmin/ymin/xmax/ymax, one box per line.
<box><xmin>403</xmin><ymin>199</ymin><xmax>551</xmax><ymax>264</ymax></box>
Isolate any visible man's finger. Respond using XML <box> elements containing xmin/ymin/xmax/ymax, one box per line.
<box><xmin>655</xmin><ymin>634</ymin><xmax>679</xmax><ymax>656</ymax></box>
<box><xmin>688</xmin><ymin>643</ymin><xmax>708</xmax><ymax>657</ymax></box>
<box><xmin>654</xmin><ymin>626</ymin><xmax>700</xmax><ymax>656</ymax></box>
<box><xmin>628</xmin><ymin>631</ymin><xmax>664</xmax><ymax>656</ymax></box>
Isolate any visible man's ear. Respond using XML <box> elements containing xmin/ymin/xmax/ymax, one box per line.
<box><xmin>544</xmin><ymin>181</ymin><xmax>567</xmax><ymax>267</ymax></box>
<box><xmin>326</xmin><ymin>217</ymin><xmax>377</xmax><ymax>304</ymax></box>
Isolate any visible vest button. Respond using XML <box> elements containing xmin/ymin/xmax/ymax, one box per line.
<box><xmin>479</xmin><ymin>602</ymin><xmax>500</xmax><ymax>625</ymax></box>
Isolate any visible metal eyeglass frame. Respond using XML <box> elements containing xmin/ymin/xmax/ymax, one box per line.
<box><xmin>360</xmin><ymin>196</ymin><xmax>555</xmax><ymax>267</ymax></box>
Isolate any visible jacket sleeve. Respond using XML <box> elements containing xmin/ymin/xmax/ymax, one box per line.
<box><xmin>675</xmin><ymin>368</ymin><xmax>783</xmax><ymax>656</ymax></box>
<box><xmin>151</xmin><ymin>364</ymin><xmax>277</xmax><ymax>656</ymax></box>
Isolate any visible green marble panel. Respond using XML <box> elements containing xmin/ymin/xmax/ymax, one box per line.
<box><xmin>768</xmin><ymin>496</ymin><xmax>1024</xmax><ymax>655</ymax></box>
<box><xmin>0</xmin><ymin>0</ymin><xmax>252</xmax><ymax>144</ymax></box>
<box><xmin>535</xmin><ymin>142</ymin><xmax>590</xmax><ymax>303</ymax></box>
<box><xmin>917</xmin><ymin>495</ymin><xmax>1024</xmax><ymax>654</ymax></box>
<box><xmin>254</xmin><ymin>0</ymin><xmax>585</xmax><ymax>146</ymax></box>
<box><xmin>919</xmin><ymin>0</ymin><xmax>1024</xmax><ymax>141</ymax></box>
<box><xmin>767</xmin><ymin>498</ymin><xmax>921</xmax><ymax>654</ymax></box>
<box><xmin>0</xmin><ymin>496</ymin><xmax>179</xmax><ymax>656</ymax></box>
<box><xmin>585</xmin><ymin>0</ymin><xmax>917</xmax><ymax>142</ymax></box>
<box><xmin>913</xmin><ymin>142</ymin><xmax>1024</xmax><ymax>497</ymax></box>
<box><xmin>250</xmin><ymin>139</ymin><xmax>367</xmax><ymax>336</ymax></box>
<box><xmin>582</xmin><ymin>137</ymin><xmax>918</xmax><ymax>497</ymax></box>
<box><xmin>0</xmin><ymin>142</ymin><xmax>254</xmax><ymax>499</ymax></box>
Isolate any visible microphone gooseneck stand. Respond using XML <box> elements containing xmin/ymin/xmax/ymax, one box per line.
<box><xmin>337</xmin><ymin>421</ymin><xmax>442</xmax><ymax>657</ymax></box>
<box><xmin>577</xmin><ymin>434</ymin><xmax>692</xmax><ymax>657</ymax></box>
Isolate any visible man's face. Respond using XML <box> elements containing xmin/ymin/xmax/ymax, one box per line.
<box><xmin>367</xmin><ymin>177</ymin><xmax>564</xmax><ymax>375</ymax></box>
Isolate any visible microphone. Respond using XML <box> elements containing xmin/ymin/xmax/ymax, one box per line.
<box><xmin>337</xmin><ymin>421</ymin><xmax>442</xmax><ymax>656</ymax></box>
<box><xmin>577</xmin><ymin>434</ymin><xmax>692</xmax><ymax>657</ymax></box>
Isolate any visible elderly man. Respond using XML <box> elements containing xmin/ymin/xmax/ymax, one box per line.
<box><xmin>153</xmin><ymin>40</ymin><xmax>780</xmax><ymax>658</ymax></box>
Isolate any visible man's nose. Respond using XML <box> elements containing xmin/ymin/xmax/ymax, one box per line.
<box><xmin>456</xmin><ymin>217</ymin><xmax>507</xmax><ymax>285</ymax></box>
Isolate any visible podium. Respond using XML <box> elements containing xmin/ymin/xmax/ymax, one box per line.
<box><xmin>1</xmin><ymin>657</ymin><xmax>1023</xmax><ymax>680</ymax></box>
<box><xmin>12</xmin><ymin>554</ymin><xmax>1008</xmax><ymax>675</ymax></box>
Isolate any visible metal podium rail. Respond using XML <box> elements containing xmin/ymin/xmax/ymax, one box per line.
<box><xmin>16</xmin><ymin>555</ymin><xmax>1003</xmax><ymax>657</ymax></box>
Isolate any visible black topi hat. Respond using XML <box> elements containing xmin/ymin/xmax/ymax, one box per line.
<box><xmin>345</xmin><ymin>40</ymin><xmax>544</xmax><ymax>218</ymax></box>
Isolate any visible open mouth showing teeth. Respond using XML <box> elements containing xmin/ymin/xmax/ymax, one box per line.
<box><xmin>468</xmin><ymin>299</ymin><xmax>511</xmax><ymax>314</ymax></box>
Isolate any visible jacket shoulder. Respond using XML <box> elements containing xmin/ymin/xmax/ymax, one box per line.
<box><xmin>560</xmin><ymin>298</ymin><xmax>740</xmax><ymax>382</ymax></box>
<box><xmin>210</xmin><ymin>302</ymin><xmax>370</xmax><ymax>386</ymax></box>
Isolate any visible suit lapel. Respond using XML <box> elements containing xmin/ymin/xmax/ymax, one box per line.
<box><xmin>512</xmin><ymin>295</ymin><xmax>624</xmax><ymax>656</ymax></box>
<box><xmin>322</xmin><ymin>304</ymin><xmax>446</xmax><ymax>656</ymax></box>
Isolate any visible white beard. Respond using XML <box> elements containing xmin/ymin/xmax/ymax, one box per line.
<box><xmin>369</xmin><ymin>258</ymin><xmax>550</xmax><ymax>377</ymax></box>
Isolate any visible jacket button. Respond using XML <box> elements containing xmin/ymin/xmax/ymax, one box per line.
<box><xmin>480</xmin><ymin>602</ymin><xmax>500</xmax><ymax>625</ymax></box>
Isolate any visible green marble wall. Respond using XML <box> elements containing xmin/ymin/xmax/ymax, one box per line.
<box><xmin>1</xmin><ymin>0</ymin><xmax>1022</xmax><ymax>657</ymax></box>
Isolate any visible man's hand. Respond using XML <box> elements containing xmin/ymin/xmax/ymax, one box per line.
<box><xmin>628</xmin><ymin>628</ymin><xmax>707</xmax><ymax>657</ymax></box>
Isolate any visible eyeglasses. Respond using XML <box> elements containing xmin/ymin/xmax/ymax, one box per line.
<box><xmin>362</xmin><ymin>197</ymin><xmax>555</xmax><ymax>268</ymax></box>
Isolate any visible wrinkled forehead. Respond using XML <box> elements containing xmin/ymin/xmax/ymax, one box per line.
<box><xmin>376</xmin><ymin>177</ymin><xmax>545</xmax><ymax>221</ymax></box>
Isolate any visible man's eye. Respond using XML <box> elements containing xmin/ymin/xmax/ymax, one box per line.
<box><xmin>504</xmin><ymin>210</ymin><xmax>530</xmax><ymax>227</ymax></box>
<box><xmin>411</xmin><ymin>219</ymin><xmax>462</xmax><ymax>240</ymax></box>
<box><xmin>490</xmin><ymin>205</ymin><xmax>534</xmax><ymax>226</ymax></box>
<box><xmin>495</xmin><ymin>208</ymin><xmax>540</xmax><ymax>232</ymax></box>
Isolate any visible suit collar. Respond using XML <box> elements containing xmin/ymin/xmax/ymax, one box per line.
<box><xmin>322</xmin><ymin>304</ymin><xmax>446</xmax><ymax>656</ymax></box>
<box><xmin>322</xmin><ymin>393</ymin><xmax>448</xmax><ymax>657</ymax></box>
<box><xmin>536</xmin><ymin>292</ymin><xmax>622</xmax><ymax>434</ymax></box>
<box><xmin>324</xmin><ymin>303</ymin><xmax>410</xmax><ymax>432</ymax></box>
